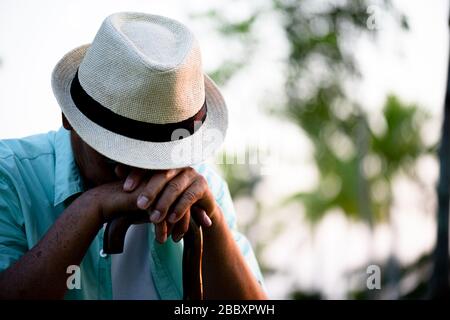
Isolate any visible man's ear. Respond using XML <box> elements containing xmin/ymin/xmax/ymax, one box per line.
<box><xmin>62</xmin><ymin>113</ymin><xmax>73</xmax><ymax>130</ymax></box>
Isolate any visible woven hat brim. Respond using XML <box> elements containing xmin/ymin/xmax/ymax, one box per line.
<box><xmin>51</xmin><ymin>45</ymin><xmax>228</xmax><ymax>169</ymax></box>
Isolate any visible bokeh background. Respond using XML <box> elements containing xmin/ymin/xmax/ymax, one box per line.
<box><xmin>0</xmin><ymin>0</ymin><xmax>449</xmax><ymax>299</ymax></box>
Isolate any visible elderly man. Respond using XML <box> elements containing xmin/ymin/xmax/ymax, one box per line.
<box><xmin>0</xmin><ymin>12</ymin><xmax>266</xmax><ymax>299</ymax></box>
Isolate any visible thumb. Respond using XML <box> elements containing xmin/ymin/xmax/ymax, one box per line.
<box><xmin>98</xmin><ymin>181</ymin><xmax>146</xmax><ymax>219</ymax></box>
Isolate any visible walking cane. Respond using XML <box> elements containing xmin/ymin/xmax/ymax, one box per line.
<box><xmin>102</xmin><ymin>211</ymin><xmax>204</xmax><ymax>300</ymax></box>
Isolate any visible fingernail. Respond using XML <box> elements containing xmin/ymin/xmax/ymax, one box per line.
<box><xmin>137</xmin><ymin>195</ymin><xmax>149</xmax><ymax>209</ymax></box>
<box><xmin>203</xmin><ymin>214</ymin><xmax>212</xmax><ymax>227</ymax></box>
<box><xmin>124</xmin><ymin>177</ymin><xmax>134</xmax><ymax>191</ymax></box>
<box><xmin>168</xmin><ymin>213</ymin><xmax>177</xmax><ymax>223</ymax></box>
<box><xmin>150</xmin><ymin>210</ymin><xmax>161</xmax><ymax>223</ymax></box>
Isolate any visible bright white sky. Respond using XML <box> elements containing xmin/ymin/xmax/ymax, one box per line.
<box><xmin>1</xmin><ymin>1</ymin><xmax>447</xmax><ymax>137</ymax></box>
<box><xmin>0</xmin><ymin>0</ymin><xmax>448</xmax><ymax>299</ymax></box>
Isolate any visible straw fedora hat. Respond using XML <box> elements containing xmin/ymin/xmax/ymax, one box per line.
<box><xmin>52</xmin><ymin>12</ymin><xmax>227</xmax><ymax>169</ymax></box>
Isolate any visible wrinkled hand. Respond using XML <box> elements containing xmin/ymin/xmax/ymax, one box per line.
<box><xmin>115</xmin><ymin>165</ymin><xmax>218</xmax><ymax>243</ymax></box>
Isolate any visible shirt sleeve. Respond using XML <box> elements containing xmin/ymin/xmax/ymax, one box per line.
<box><xmin>0</xmin><ymin>172</ymin><xmax>28</xmax><ymax>273</ymax></box>
<box><xmin>199</xmin><ymin>164</ymin><xmax>267</xmax><ymax>293</ymax></box>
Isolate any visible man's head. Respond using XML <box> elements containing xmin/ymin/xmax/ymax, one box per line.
<box><xmin>53</xmin><ymin>12</ymin><xmax>227</xmax><ymax>172</ymax></box>
<box><xmin>62</xmin><ymin>113</ymin><xmax>124</xmax><ymax>188</ymax></box>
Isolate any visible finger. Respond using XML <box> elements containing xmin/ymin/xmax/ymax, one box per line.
<box><xmin>193</xmin><ymin>188</ymin><xmax>217</xmax><ymax>225</ymax></box>
<box><xmin>172</xmin><ymin>176</ymin><xmax>215</xmax><ymax>225</ymax></box>
<box><xmin>135</xmin><ymin>168</ymin><xmax>183</xmax><ymax>213</ymax></box>
<box><xmin>191</xmin><ymin>205</ymin><xmax>212</xmax><ymax>228</ymax></box>
<box><xmin>171</xmin><ymin>211</ymin><xmax>190</xmax><ymax>242</ymax></box>
<box><xmin>114</xmin><ymin>164</ymin><xmax>130</xmax><ymax>179</ymax></box>
<box><xmin>98</xmin><ymin>180</ymin><xmax>147</xmax><ymax>220</ymax></box>
<box><xmin>151</xmin><ymin>169</ymin><xmax>197</xmax><ymax>224</ymax></box>
<box><xmin>123</xmin><ymin>167</ymin><xmax>146</xmax><ymax>192</ymax></box>
<box><xmin>166</xmin><ymin>221</ymin><xmax>175</xmax><ymax>238</ymax></box>
<box><xmin>155</xmin><ymin>220</ymin><xmax>167</xmax><ymax>244</ymax></box>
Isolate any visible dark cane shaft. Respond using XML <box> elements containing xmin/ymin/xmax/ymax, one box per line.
<box><xmin>182</xmin><ymin>218</ymin><xmax>203</xmax><ymax>300</ymax></box>
<box><xmin>102</xmin><ymin>212</ymin><xmax>204</xmax><ymax>300</ymax></box>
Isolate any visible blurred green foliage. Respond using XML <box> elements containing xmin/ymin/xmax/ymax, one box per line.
<box><xmin>199</xmin><ymin>0</ymin><xmax>427</xmax><ymax>223</ymax></box>
<box><xmin>288</xmin><ymin>95</ymin><xmax>431</xmax><ymax>224</ymax></box>
<box><xmin>196</xmin><ymin>0</ymin><xmax>435</xmax><ymax>298</ymax></box>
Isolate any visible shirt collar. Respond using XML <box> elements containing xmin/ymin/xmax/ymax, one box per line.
<box><xmin>54</xmin><ymin>127</ymin><xmax>85</xmax><ymax>206</ymax></box>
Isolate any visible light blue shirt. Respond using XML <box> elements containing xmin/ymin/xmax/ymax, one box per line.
<box><xmin>0</xmin><ymin>127</ymin><xmax>265</xmax><ymax>299</ymax></box>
